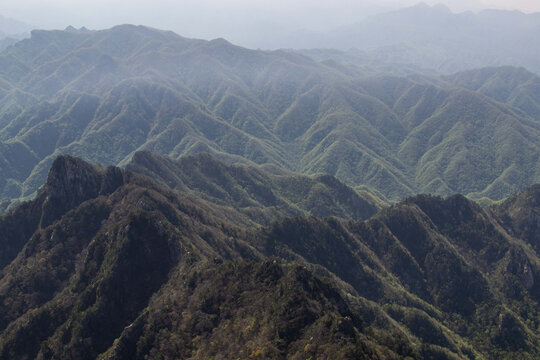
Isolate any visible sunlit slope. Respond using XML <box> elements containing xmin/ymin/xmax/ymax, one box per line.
<box><xmin>0</xmin><ymin>25</ymin><xmax>538</xmax><ymax>207</ymax></box>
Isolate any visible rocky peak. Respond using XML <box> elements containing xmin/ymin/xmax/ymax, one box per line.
<box><xmin>40</xmin><ymin>155</ymin><xmax>126</xmax><ymax>228</ymax></box>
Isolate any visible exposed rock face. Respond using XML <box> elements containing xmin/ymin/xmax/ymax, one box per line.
<box><xmin>40</xmin><ymin>156</ymin><xmax>126</xmax><ymax>227</ymax></box>
<box><xmin>496</xmin><ymin>312</ymin><xmax>527</xmax><ymax>351</ymax></box>
<box><xmin>494</xmin><ymin>185</ymin><xmax>540</xmax><ymax>251</ymax></box>
<box><xmin>523</xmin><ymin>263</ymin><xmax>535</xmax><ymax>290</ymax></box>
<box><xmin>505</xmin><ymin>249</ymin><xmax>535</xmax><ymax>291</ymax></box>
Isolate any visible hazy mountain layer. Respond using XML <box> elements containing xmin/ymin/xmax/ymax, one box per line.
<box><xmin>0</xmin><ymin>15</ymin><xmax>32</xmax><ymax>37</ymax></box>
<box><xmin>0</xmin><ymin>14</ymin><xmax>32</xmax><ymax>52</ymax></box>
<box><xmin>0</xmin><ymin>38</ymin><xmax>19</xmax><ymax>52</ymax></box>
<box><xmin>1</xmin><ymin>155</ymin><xmax>539</xmax><ymax>358</ymax></box>
<box><xmin>290</xmin><ymin>3</ymin><xmax>540</xmax><ymax>74</ymax></box>
<box><xmin>0</xmin><ymin>25</ymin><xmax>538</xmax><ymax>209</ymax></box>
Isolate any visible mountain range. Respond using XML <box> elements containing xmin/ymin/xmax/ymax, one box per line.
<box><xmin>0</xmin><ymin>153</ymin><xmax>539</xmax><ymax>359</ymax></box>
<box><xmin>0</xmin><ymin>15</ymin><xmax>32</xmax><ymax>36</ymax></box>
<box><xmin>0</xmin><ymin>24</ymin><xmax>538</xmax><ymax>212</ymax></box>
<box><xmin>286</xmin><ymin>3</ymin><xmax>540</xmax><ymax>74</ymax></box>
<box><xmin>0</xmin><ymin>4</ymin><xmax>539</xmax><ymax>359</ymax></box>
<box><xmin>0</xmin><ymin>15</ymin><xmax>32</xmax><ymax>52</ymax></box>
<box><xmin>126</xmin><ymin>151</ymin><xmax>383</xmax><ymax>225</ymax></box>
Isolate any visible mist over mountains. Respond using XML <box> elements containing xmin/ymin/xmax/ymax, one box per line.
<box><xmin>0</xmin><ymin>14</ymin><xmax>32</xmax><ymax>35</ymax></box>
<box><xmin>0</xmin><ymin>24</ymin><xmax>538</xmax><ymax>212</ymax></box>
<box><xmin>284</xmin><ymin>3</ymin><xmax>540</xmax><ymax>74</ymax></box>
<box><xmin>3</xmin><ymin>2</ymin><xmax>540</xmax><ymax>72</ymax></box>
<box><xmin>0</xmin><ymin>2</ymin><xmax>540</xmax><ymax>358</ymax></box>
<box><xmin>0</xmin><ymin>15</ymin><xmax>32</xmax><ymax>51</ymax></box>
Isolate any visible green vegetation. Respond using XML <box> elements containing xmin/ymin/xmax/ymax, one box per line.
<box><xmin>0</xmin><ymin>25</ymin><xmax>538</xmax><ymax>209</ymax></box>
<box><xmin>0</xmin><ymin>155</ymin><xmax>539</xmax><ymax>358</ymax></box>
<box><xmin>126</xmin><ymin>151</ymin><xmax>382</xmax><ymax>225</ymax></box>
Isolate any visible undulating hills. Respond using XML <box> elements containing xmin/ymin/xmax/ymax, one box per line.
<box><xmin>289</xmin><ymin>3</ymin><xmax>540</xmax><ymax>74</ymax></box>
<box><xmin>0</xmin><ymin>25</ymin><xmax>539</xmax><ymax>211</ymax></box>
<box><xmin>126</xmin><ymin>151</ymin><xmax>383</xmax><ymax>224</ymax></box>
<box><xmin>1</xmin><ymin>155</ymin><xmax>540</xmax><ymax>359</ymax></box>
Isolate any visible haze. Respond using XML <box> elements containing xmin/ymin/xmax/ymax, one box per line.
<box><xmin>1</xmin><ymin>0</ymin><xmax>539</xmax><ymax>48</ymax></box>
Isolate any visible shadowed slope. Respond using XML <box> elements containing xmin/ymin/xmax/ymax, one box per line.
<box><xmin>1</xmin><ymin>156</ymin><xmax>540</xmax><ymax>358</ymax></box>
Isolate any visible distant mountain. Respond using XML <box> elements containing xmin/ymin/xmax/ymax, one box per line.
<box><xmin>0</xmin><ymin>37</ymin><xmax>19</xmax><ymax>52</ymax></box>
<box><xmin>290</xmin><ymin>3</ymin><xmax>540</xmax><ymax>74</ymax></box>
<box><xmin>442</xmin><ymin>66</ymin><xmax>540</xmax><ymax>119</ymax></box>
<box><xmin>0</xmin><ymin>25</ymin><xmax>538</xmax><ymax>210</ymax></box>
<box><xmin>1</xmin><ymin>155</ymin><xmax>540</xmax><ymax>358</ymax></box>
<box><xmin>0</xmin><ymin>14</ymin><xmax>32</xmax><ymax>36</ymax></box>
<box><xmin>0</xmin><ymin>14</ymin><xmax>32</xmax><ymax>51</ymax></box>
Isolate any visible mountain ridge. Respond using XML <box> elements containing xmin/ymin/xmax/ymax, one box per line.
<box><xmin>126</xmin><ymin>151</ymin><xmax>383</xmax><ymax>224</ymax></box>
<box><xmin>1</xmin><ymin>154</ymin><xmax>540</xmax><ymax>358</ymax></box>
<box><xmin>287</xmin><ymin>3</ymin><xmax>540</xmax><ymax>74</ymax></box>
<box><xmin>0</xmin><ymin>25</ymin><xmax>538</xmax><ymax>210</ymax></box>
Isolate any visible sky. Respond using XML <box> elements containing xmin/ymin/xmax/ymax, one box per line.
<box><xmin>1</xmin><ymin>0</ymin><xmax>539</xmax><ymax>46</ymax></box>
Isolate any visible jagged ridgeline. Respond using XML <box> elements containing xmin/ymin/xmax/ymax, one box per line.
<box><xmin>0</xmin><ymin>25</ymin><xmax>539</xmax><ymax>211</ymax></box>
<box><xmin>0</xmin><ymin>154</ymin><xmax>539</xmax><ymax>359</ymax></box>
